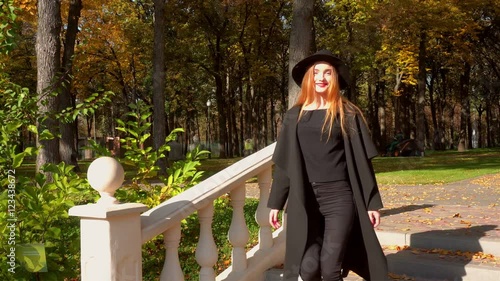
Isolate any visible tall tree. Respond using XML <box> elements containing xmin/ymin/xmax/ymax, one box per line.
<box><xmin>36</xmin><ymin>0</ymin><xmax>62</xmax><ymax>172</ymax></box>
<box><xmin>153</xmin><ymin>0</ymin><xmax>167</xmax><ymax>173</ymax></box>
<box><xmin>416</xmin><ymin>30</ymin><xmax>426</xmax><ymax>155</ymax></box>
<box><xmin>288</xmin><ymin>0</ymin><xmax>314</xmax><ymax>107</ymax></box>
<box><xmin>59</xmin><ymin>0</ymin><xmax>83</xmax><ymax>171</ymax></box>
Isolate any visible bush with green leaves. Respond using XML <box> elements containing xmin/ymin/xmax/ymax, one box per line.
<box><xmin>0</xmin><ymin>85</ymin><xmax>96</xmax><ymax>280</ymax></box>
<box><xmin>0</xmin><ymin>0</ymin><xmax>18</xmax><ymax>55</ymax></box>
<box><xmin>0</xmin><ymin>162</ymin><xmax>95</xmax><ymax>281</ymax></box>
<box><xmin>90</xmin><ymin>101</ymin><xmax>209</xmax><ymax>207</ymax></box>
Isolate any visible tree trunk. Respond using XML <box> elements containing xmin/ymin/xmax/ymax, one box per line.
<box><xmin>36</xmin><ymin>0</ymin><xmax>62</xmax><ymax>173</ymax></box>
<box><xmin>373</xmin><ymin>67</ymin><xmax>386</xmax><ymax>151</ymax></box>
<box><xmin>227</xmin><ymin>85</ymin><xmax>235</xmax><ymax>158</ymax></box>
<box><xmin>238</xmin><ymin>78</ymin><xmax>245</xmax><ymax>154</ymax></box>
<box><xmin>215</xmin><ymin>75</ymin><xmax>228</xmax><ymax>158</ymax></box>
<box><xmin>486</xmin><ymin>102</ymin><xmax>491</xmax><ymax>147</ymax></box>
<box><xmin>477</xmin><ymin>105</ymin><xmax>483</xmax><ymax>148</ymax></box>
<box><xmin>458</xmin><ymin>62</ymin><xmax>471</xmax><ymax>151</ymax></box>
<box><xmin>429</xmin><ymin>64</ymin><xmax>440</xmax><ymax>150</ymax></box>
<box><xmin>416</xmin><ymin>30</ymin><xmax>427</xmax><ymax>156</ymax></box>
<box><xmin>466</xmin><ymin>96</ymin><xmax>473</xmax><ymax>149</ymax></box>
<box><xmin>153</xmin><ymin>0</ymin><xmax>167</xmax><ymax>173</ymax></box>
<box><xmin>288</xmin><ymin>0</ymin><xmax>314</xmax><ymax>108</ymax></box>
<box><xmin>429</xmin><ymin>65</ymin><xmax>437</xmax><ymax>131</ymax></box>
<box><xmin>60</xmin><ymin>0</ymin><xmax>82</xmax><ymax>171</ymax></box>
<box><xmin>439</xmin><ymin>68</ymin><xmax>449</xmax><ymax>150</ymax></box>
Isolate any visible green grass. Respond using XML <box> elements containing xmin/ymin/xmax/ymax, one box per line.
<box><xmin>199</xmin><ymin>157</ymin><xmax>241</xmax><ymax>178</ymax></box>
<box><xmin>372</xmin><ymin>148</ymin><xmax>500</xmax><ymax>185</ymax></box>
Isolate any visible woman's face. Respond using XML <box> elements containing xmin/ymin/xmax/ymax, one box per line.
<box><xmin>313</xmin><ymin>62</ymin><xmax>334</xmax><ymax>94</ymax></box>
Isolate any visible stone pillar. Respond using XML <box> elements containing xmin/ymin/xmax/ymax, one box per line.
<box><xmin>195</xmin><ymin>203</ymin><xmax>218</xmax><ymax>281</ymax></box>
<box><xmin>228</xmin><ymin>184</ymin><xmax>249</xmax><ymax>271</ymax></box>
<box><xmin>255</xmin><ymin>167</ymin><xmax>273</xmax><ymax>250</ymax></box>
<box><xmin>69</xmin><ymin>157</ymin><xmax>148</xmax><ymax>281</ymax></box>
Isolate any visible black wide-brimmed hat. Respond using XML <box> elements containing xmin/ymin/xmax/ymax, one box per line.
<box><xmin>291</xmin><ymin>49</ymin><xmax>350</xmax><ymax>89</ymax></box>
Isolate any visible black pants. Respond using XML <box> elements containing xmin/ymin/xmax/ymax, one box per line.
<box><xmin>300</xmin><ymin>181</ymin><xmax>355</xmax><ymax>281</ymax></box>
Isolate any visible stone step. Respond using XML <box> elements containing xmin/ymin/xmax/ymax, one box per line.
<box><xmin>264</xmin><ymin>246</ymin><xmax>499</xmax><ymax>281</ymax></box>
<box><xmin>265</xmin><ymin>258</ymin><xmax>499</xmax><ymax>281</ymax></box>
<box><xmin>264</xmin><ymin>268</ymin><xmax>368</xmax><ymax>281</ymax></box>
<box><xmin>386</xmin><ymin>247</ymin><xmax>500</xmax><ymax>281</ymax></box>
<box><xmin>377</xmin><ymin>230</ymin><xmax>500</xmax><ymax>257</ymax></box>
<box><xmin>264</xmin><ymin>267</ymin><xmax>447</xmax><ymax>281</ymax></box>
<box><xmin>265</xmin><ymin>230</ymin><xmax>500</xmax><ymax>281</ymax></box>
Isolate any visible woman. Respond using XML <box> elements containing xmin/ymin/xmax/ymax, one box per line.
<box><xmin>268</xmin><ymin>50</ymin><xmax>388</xmax><ymax>281</ymax></box>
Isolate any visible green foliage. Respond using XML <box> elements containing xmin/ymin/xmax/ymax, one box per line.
<box><xmin>163</xmin><ymin>145</ymin><xmax>209</xmax><ymax>196</ymax></box>
<box><xmin>0</xmin><ymin>79</ymin><xmax>37</xmax><ymax>178</ymax></box>
<box><xmin>57</xmin><ymin>91</ymin><xmax>115</xmax><ymax>123</ymax></box>
<box><xmin>0</xmin><ymin>80</ymin><xmax>98</xmax><ymax>279</ymax></box>
<box><xmin>0</xmin><ymin>160</ymin><xmax>96</xmax><ymax>280</ymax></box>
<box><xmin>115</xmin><ymin>101</ymin><xmax>172</xmax><ymax>184</ymax></box>
<box><xmin>85</xmin><ymin>138</ymin><xmax>113</xmax><ymax>157</ymax></box>
<box><xmin>101</xmin><ymin>101</ymin><xmax>210</xmax><ymax>207</ymax></box>
<box><xmin>0</xmin><ymin>69</ymin><xmax>113</xmax><ymax>280</ymax></box>
<box><xmin>0</xmin><ymin>0</ymin><xmax>18</xmax><ymax>55</ymax></box>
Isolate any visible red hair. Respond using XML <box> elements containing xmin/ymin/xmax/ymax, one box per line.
<box><xmin>294</xmin><ymin>63</ymin><xmax>360</xmax><ymax>138</ymax></box>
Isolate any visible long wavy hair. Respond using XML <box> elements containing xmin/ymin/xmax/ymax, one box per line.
<box><xmin>294</xmin><ymin>63</ymin><xmax>361</xmax><ymax>138</ymax></box>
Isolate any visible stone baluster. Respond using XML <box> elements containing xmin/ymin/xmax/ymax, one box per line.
<box><xmin>69</xmin><ymin>157</ymin><xmax>148</xmax><ymax>281</ymax></box>
<box><xmin>255</xmin><ymin>167</ymin><xmax>273</xmax><ymax>249</ymax></box>
<box><xmin>160</xmin><ymin>223</ymin><xmax>184</xmax><ymax>281</ymax></box>
<box><xmin>195</xmin><ymin>203</ymin><xmax>218</xmax><ymax>281</ymax></box>
<box><xmin>228</xmin><ymin>184</ymin><xmax>250</xmax><ymax>271</ymax></box>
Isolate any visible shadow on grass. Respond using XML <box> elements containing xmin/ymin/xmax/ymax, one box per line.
<box><xmin>380</xmin><ymin>204</ymin><xmax>435</xmax><ymax>217</ymax></box>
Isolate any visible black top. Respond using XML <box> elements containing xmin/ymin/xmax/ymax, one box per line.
<box><xmin>297</xmin><ymin>109</ymin><xmax>348</xmax><ymax>182</ymax></box>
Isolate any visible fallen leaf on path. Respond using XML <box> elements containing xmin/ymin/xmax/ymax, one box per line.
<box><xmin>388</xmin><ymin>272</ymin><xmax>415</xmax><ymax>280</ymax></box>
<box><xmin>460</xmin><ymin>220</ymin><xmax>472</xmax><ymax>227</ymax></box>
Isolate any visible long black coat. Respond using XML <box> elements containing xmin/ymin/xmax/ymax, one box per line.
<box><xmin>268</xmin><ymin>106</ymin><xmax>388</xmax><ymax>281</ymax></box>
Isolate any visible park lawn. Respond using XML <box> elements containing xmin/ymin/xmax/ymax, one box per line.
<box><xmin>198</xmin><ymin>148</ymin><xmax>500</xmax><ymax>185</ymax></box>
<box><xmin>372</xmin><ymin>148</ymin><xmax>500</xmax><ymax>185</ymax></box>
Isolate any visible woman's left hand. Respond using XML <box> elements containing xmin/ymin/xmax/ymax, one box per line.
<box><xmin>367</xmin><ymin>210</ymin><xmax>381</xmax><ymax>228</ymax></box>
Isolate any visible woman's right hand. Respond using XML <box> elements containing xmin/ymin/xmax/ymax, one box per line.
<box><xmin>269</xmin><ymin>209</ymin><xmax>281</xmax><ymax>229</ymax></box>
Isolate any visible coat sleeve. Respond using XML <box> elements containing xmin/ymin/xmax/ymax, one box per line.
<box><xmin>365</xmin><ymin>160</ymin><xmax>383</xmax><ymax>211</ymax></box>
<box><xmin>267</xmin><ymin>108</ymin><xmax>296</xmax><ymax>210</ymax></box>
<box><xmin>346</xmin><ymin>114</ymin><xmax>383</xmax><ymax>211</ymax></box>
<box><xmin>356</xmin><ymin>116</ymin><xmax>383</xmax><ymax>210</ymax></box>
<box><xmin>267</xmin><ymin>165</ymin><xmax>290</xmax><ymax>210</ymax></box>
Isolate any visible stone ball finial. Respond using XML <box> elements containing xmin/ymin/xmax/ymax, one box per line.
<box><xmin>87</xmin><ymin>156</ymin><xmax>125</xmax><ymax>205</ymax></box>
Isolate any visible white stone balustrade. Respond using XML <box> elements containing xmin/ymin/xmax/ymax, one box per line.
<box><xmin>69</xmin><ymin>156</ymin><xmax>148</xmax><ymax>281</ymax></box>
<box><xmin>86</xmin><ymin>156</ymin><xmax>125</xmax><ymax>205</ymax></box>
<box><xmin>256</xmin><ymin>169</ymin><xmax>273</xmax><ymax>250</ymax></box>
<box><xmin>70</xmin><ymin>143</ymin><xmax>287</xmax><ymax>281</ymax></box>
<box><xmin>196</xmin><ymin>203</ymin><xmax>218</xmax><ymax>281</ymax></box>
<box><xmin>228</xmin><ymin>184</ymin><xmax>250</xmax><ymax>272</ymax></box>
<box><xmin>161</xmin><ymin>223</ymin><xmax>183</xmax><ymax>281</ymax></box>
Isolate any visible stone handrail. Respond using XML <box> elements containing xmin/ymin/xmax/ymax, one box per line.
<box><xmin>69</xmin><ymin>142</ymin><xmax>286</xmax><ymax>281</ymax></box>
